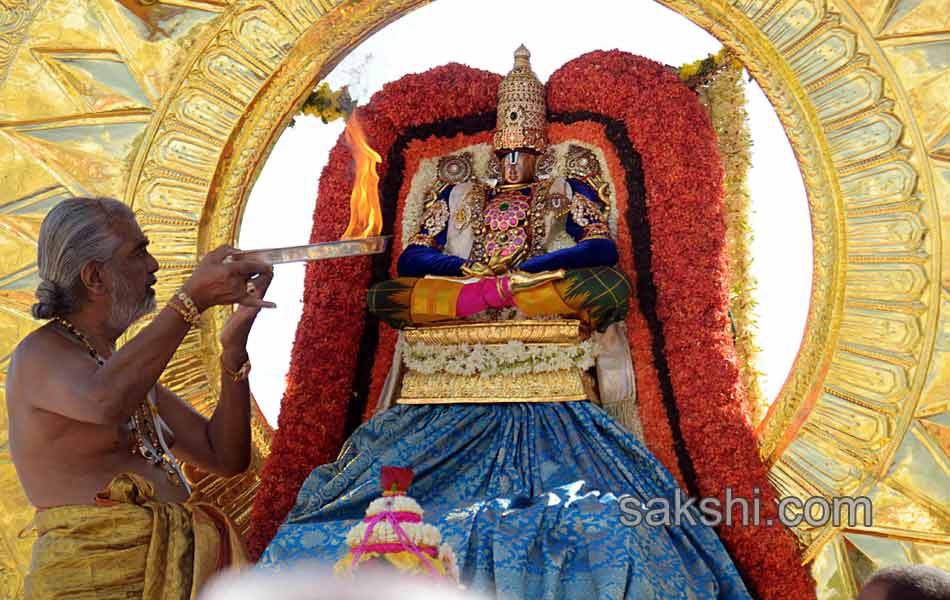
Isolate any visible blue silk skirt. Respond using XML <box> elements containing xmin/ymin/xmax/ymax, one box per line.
<box><xmin>260</xmin><ymin>402</ymin><xmax>751</xmax><ymax>599</ymax></box>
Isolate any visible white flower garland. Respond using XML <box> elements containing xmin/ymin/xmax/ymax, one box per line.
<box><xmin>402</xmin><ymin>339</ymin><xmax>599</xmax><ymax>378</ymax></box>
<box><xmin>346</xmin><ymin>520</ymin><xmax>442</xmax><ymax>548</ymax></box>
<box><xmin>366</xmin><ymin>495</ymin><xmax>424</xmax><ymax>517</ymax></box>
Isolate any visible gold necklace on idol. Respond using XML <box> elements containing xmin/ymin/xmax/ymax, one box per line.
<box><xmin>53</xmin><ymin>316</ymin><xmax>185</xmax><ymax>488</ymax></box>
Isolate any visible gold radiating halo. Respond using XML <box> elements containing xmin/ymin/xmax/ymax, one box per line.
<box><xmin>0</xmin><ymin>1</ymin><xmax>945</xmax><ymax>598</ymax></box>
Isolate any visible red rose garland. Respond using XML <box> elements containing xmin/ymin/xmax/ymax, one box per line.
<box><xmin>249</xmin><ymin>57</ymin><xmax>815</xmax><ymax>599</ymax></box>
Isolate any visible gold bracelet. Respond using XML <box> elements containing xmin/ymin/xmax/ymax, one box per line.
<box><xmin>167</xmin><ymin>296</ymin><xmax>200</xmax><ymax>327</ymax></box>
<box><xmin>176</xmin><ymin>291</ymin><xmax>200</xmax><ymax>319</ymax></box>
<box><xmin>221</xmin><ymin>357</ymin><xmax>251</xmax><ymax>382</ymax></box>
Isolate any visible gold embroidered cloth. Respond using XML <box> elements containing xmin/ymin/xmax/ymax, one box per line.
<box><xmin>24</xmin><ymin>473</ymin><xmax>247</xmax><ymax>599</ymax></box>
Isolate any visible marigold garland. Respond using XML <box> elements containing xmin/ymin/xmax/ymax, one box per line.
<box><xmin>678</xmin><ymin>47</ymin><xmax>734</xmax><ymax>87</ymax></box>
<box><xmin>297</xmin><ymin>82</ymin><xmax>356</xmax><ymax>124</ymax></box>
<box><xmin>250</xmin><ymin>56</ymin><xmax>815</xmax><ymax>599</ymax></box>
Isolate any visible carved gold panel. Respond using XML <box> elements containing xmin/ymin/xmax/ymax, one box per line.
<box><xmin>399</xmin><ymin>370</ymin><xmax>589</xmax><ymax>404</ymax></box>
<box><xmin>0</xmin><ymin>0</ymin><xmax>946</xmax><ymax>597</ymax></box>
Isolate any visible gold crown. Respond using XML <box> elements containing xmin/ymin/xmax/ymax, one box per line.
<box><xmin>492</xmin><ymin>45</ymin><xmax>547</xmax><ymax>155</ymax></box>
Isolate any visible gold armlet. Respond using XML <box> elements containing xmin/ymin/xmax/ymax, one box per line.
<box><xmin>407</xmin><ymin>233</ymin><xmax>441</xmax><ymax>249</ymax></box>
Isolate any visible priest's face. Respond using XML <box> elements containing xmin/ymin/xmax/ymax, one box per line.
<box><xmin>500</xmin><ymin>151</ymin><xmax>537</xmax><ymax>184</ymax></box>
<box><xmin>103</xmin><ymin>216</ymin><xmax>159</xmax><ymax>332</ymax></box>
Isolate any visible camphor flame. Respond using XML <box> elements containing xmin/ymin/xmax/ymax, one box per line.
<box><xmin>341</xmin><ymin>112</ymin><xmax>383</xmax><ymax>239</ymax></box>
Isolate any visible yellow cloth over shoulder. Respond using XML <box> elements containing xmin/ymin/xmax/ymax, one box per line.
<box><xmin>24</xmin><ymin>472</ymin><xmax>247</xmax><ymax>600</ymax></box>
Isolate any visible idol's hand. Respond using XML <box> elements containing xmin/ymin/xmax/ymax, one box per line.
<box><xmin>462</xmin><ymin>247</ymin><xmax>525</xmax><ymax>277</ymax></box>
<box><xmin>461</xmin><ymin>261</ymin><xmax>494</xmax><ymax>277</ymax></box>
<box><xmin>486</xmin><ymin>246</ymin><xmax>525</xmax><ymax>274</ymax></box>
<box><xmin>219</xmin><ymin>268</ymin><xmax>274</xmax><ymax>352</ymax></box>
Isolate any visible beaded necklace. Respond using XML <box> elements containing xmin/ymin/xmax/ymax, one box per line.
<box><xmin>53</xmin><ymin>316</ymin><xmax>187</xmax><ymax>489</ymax></box>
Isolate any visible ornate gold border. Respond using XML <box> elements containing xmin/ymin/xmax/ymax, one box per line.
<box><xmin>1</xmin><ymin>0</ymin><xmax>945</xmax><ymax>596</ymax></box>
<box><xmin>403</xmin><ymin>320</ymin><xmax>587</xmax><ymax>345</ymax></box>
<box><xmin>399</xmin><ymin>369</ymin><xmax>589</xmax><ymax>403</ymax></box>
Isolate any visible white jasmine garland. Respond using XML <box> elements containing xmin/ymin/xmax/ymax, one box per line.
<box><xmin>346</xmin><ymin>520</ymin><xmax>442</xmax><ymax>548</ymax></box>
<box><xmin>403</xmin><ymin>339</ymin><xmax>600</xmax><ymax>378</ymax></box>
<box><xmin>365</xmin><ymin>495</ymin><xmax>424</xmax><ymax>517</ymax></box>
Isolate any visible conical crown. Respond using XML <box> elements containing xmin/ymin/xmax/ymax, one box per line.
<box><xmin>492</xmin><ymin>45</ymin><xmax>547</xmax><ymax>154</ymax></box>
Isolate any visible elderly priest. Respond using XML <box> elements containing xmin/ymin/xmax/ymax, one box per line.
<box><xmin>5</xmin><ymin>197</ymin><xmax>274</xmax><ymax>599</ymax></box>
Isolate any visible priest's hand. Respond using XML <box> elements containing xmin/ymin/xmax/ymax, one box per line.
<box><xmin>219</xmin><ymin>267</ymin><xmax>275</xmax><ymax>354</ymax></box>
<box><xmin>182</xmin><ymin>245</ymin><xmax>275</xmax><ymax>312</ymax></box>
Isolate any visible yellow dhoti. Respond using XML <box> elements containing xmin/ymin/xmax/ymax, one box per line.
<box><xmin>24</xmin><ymin>473</ymin><xmax>247</xmax><ymax>600</ymax></box>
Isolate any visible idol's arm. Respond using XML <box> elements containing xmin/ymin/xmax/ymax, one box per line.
<box><xmin>398</xmin><ymin>245</ymin><xmax>465</xmax><ymax>277</ymax></box>
<box><xmin>517</xmin><ymin>238</ymin><xmax>618</xmax><ymax>272</ymax></box>
<box><xmin>396</xmin><ymin>185</ymin><xmax>466</xmax><ymax>277</ymax></box>
<box><xmin>518</xmin><ymin>178</ymin><xmax>618</xmax><ymax>273</ymax></box>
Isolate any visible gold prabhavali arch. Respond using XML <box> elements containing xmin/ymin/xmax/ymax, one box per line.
<box><xmin>0</xmin><ymin>0</ymin><xmax>945</xmax><ymax>596</ymax></box>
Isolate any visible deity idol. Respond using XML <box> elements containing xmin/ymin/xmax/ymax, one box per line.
<box><xmin>368</xmin><ymin>46</ymin><xmax>627</xmax><ymax>333</ymax></box>
<box><xmin>261</xmin><ymin>47</ymin><xmax>752</xmax><ymax>600</ymax></box>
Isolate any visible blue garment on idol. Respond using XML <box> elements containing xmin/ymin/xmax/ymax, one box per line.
<box><xmin>260</xmin><ymin>402</ymin><xmax>752</xmax><ymax>599</ymax></box>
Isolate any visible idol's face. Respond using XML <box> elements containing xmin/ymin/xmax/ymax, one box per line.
<box><xmin>500</xmin><ymin>151</ymin><xmax>537</xmax><ymax>184</ymax></box>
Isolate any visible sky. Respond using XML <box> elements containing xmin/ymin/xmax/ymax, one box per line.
<box><xmin>239</xmin><ymin>0</ymin><xmax>813</xmax><ymax>428</ymax></box>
